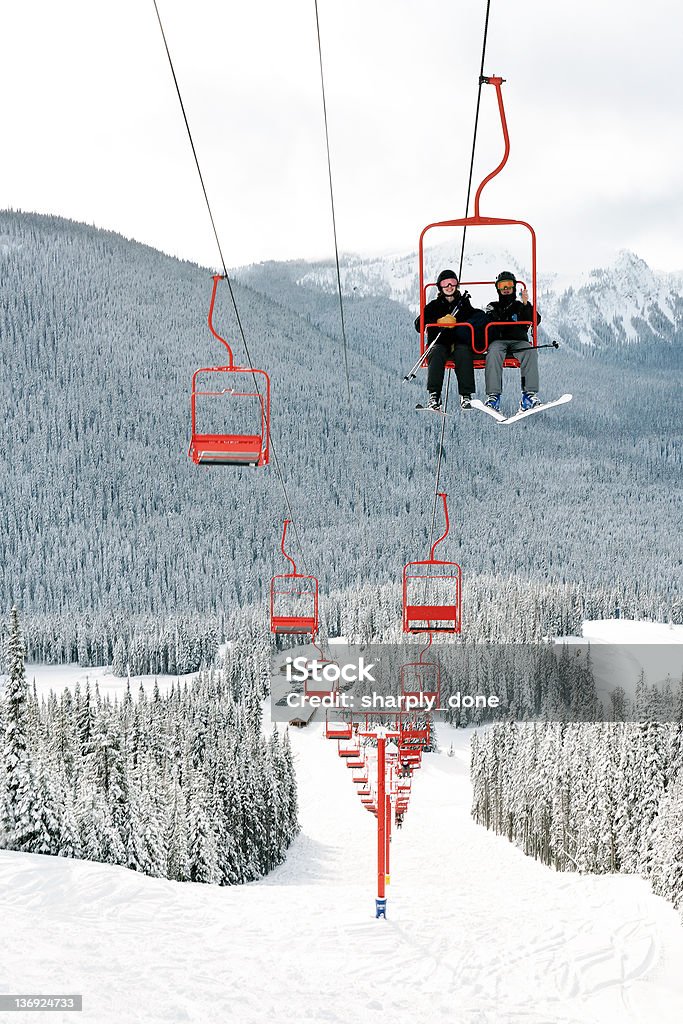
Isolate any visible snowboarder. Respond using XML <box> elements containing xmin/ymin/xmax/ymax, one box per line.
<box><xmin>483</xmin><ymin>271</ymin><xmax>542</xmax><ymax>413</ymax></box>
<box><xmin>414</xmin><ymin>270</ymin><xmax>484</xmax><ymax>411</ymax></box>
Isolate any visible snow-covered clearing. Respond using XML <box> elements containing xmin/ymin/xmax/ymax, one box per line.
<box><xmin>21</xmin><ymin>663</ymin><xmax>194</xmax><ymax>701</ymax></box>
<box><xmin>2</xmin><ymin>620</ymin><xmax>683</xmax><ymax>1023</ymax></box>
<box><xmin>562</xmin><ymin>620</ymin><xmax>683</xmax><ymax>706</ymax></box>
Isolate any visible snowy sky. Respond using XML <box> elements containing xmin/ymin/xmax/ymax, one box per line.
<box><xmin>2</xmin><ymin>0</ymin><xmax>682</xmax><ymax>274</ymax></box>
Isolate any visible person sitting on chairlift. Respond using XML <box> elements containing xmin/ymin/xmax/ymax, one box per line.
<box><xmin>415</xmin><ymin>269</ymin><xmax>485</xmax><ymax>412</ymax></box>
<box><xmin>484</xmin><ymin>271</ymin><xmax>542</xmax><ymax>413</ymax></box>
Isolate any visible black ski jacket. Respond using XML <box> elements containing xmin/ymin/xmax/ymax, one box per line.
<box><xmin>415</xmin><ymin>291</ymin><xmax>477</xmax><ymax>345</ymax></box>
<box><xmin>484</xmin><ymin>297</ymin><xmax>541</xmax><ymax>343</ymax></box>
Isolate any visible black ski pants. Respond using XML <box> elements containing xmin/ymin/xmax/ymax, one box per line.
<box><xmin>427</xmin><ymin>334</ymin><xmax>475</xmax><ymax>398</ymax></box>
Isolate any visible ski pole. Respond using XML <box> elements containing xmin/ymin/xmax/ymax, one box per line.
<box><xmin>403</xmin><ymin>333</ymin><xmax>442</xmax><ymax>382</ymax></box>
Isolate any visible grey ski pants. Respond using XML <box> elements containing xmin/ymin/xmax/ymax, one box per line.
<box><xmin>484</xmin><ymin>337</ymin><xmax>539</xmax><ymax>395</ymax></box>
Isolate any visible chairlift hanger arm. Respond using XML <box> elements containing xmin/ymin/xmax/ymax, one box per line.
<box><xmin>207</xmin><ymin>274</ymin><xmax>235</xmax><ymax>364</ymax></box>
<box><xmin>429</xmin><ymin>493</ymin><xmax>450</xmax><ymax>561</ymax></box>
<box><xmin>474</xmin><ymin>76</ymin><xmax>510</xmax><ymax>217</ymax></box>
<box><xmin>419</xmin><ymin>632</ymin><xmax>434</xmax><ymax>662</ymax></box>
<box><xmin>279</xmin><ymin>519</ymin><xmax>300</xmax><ymax>576</ymax></box>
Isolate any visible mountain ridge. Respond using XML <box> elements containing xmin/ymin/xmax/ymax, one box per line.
<box><xmin>238</xmin><ymin>246</ymin><xmax>682</xmax><ymax>358</ymax></box>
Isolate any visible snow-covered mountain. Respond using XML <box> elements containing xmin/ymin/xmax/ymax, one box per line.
<box><xmin>296</xmin><ymin>243</ymin><xmax>540</xmax><ymax>309</ymax></box>
<box><xmin>294</xmin><ymin>247</ymin><xmax>683</xmax><ymax>354</ymax></box>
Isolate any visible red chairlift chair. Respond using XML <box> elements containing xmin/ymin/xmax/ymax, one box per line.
<box><xmin>189</xmin><ymin>275</ymin><xmax>270</xmax><ymax>467</ymax></box>
<box><xmin>304</xmin><ymin>638</ymin><xmax>340</xmax><ymax>700</ymax></box>
<box><xmin>270</xmin><ymin>520</ymin><xmax>319</xmax><ymax>637</ymax></box>
<box><xmin>399</xmin><ymin>723</ymin><xmax>431</xmax><ymax>746</ymax></box>
<box><xmin>400</xmin><ymin>633</ymin><xmax>442</xmax><ymax>705</ymax></box>
<box><xmin>325</xmin><ymin>711</ymin><xmax>353</xmax><ymax>740</ymax></box>
<box><xmin>338</xmin><ymin>738</ymin><xmax>361</xmax><ymax>759</ymax></box>
<box><xmin>416</xmin><ymin>77</ymin><xmax>540</xmax><ymax>379</ymax></box>
<box><xmin>403</xmin><ymin>493</ymin><xmax>462</xmax><ymax>634</ymax></box>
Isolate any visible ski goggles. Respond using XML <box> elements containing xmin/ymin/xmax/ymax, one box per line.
<box><xmin>439</xmin><ymin>279</ymin><xmax>458</xmax><ymax>289</ymax></box>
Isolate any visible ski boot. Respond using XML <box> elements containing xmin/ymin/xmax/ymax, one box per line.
<box><xmin>519</xmin><ymin>391</ymin><xmax>542</xmax><ymax>412</ymax></box>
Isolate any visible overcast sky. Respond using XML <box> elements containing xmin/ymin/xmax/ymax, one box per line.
<box><xmin>1</xmin><ymin>0</ymin><xmax>682</xmax><ymax>275</ymax></box>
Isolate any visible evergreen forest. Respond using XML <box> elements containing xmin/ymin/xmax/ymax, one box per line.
<box><xmin>0</xmin><ymin>211</ymin><xmax>681</xmax><ymax>665</ymax></box>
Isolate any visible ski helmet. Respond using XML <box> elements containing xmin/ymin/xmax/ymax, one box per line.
<box><xmin>495</xmin><ymin>270</ymin><xmax>517</xmax><ymax>290</ymax></box>
<box><xmin>436</xmin><ymin>269</ymin><xmax>459</xmax><ymax>290</ymax></box>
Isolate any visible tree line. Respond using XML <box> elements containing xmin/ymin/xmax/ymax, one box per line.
<box><xmin>471</xmin><ymin>719</ymin><xmax>683</xmax><ymax>920</ymax></box>
<box><xmin>0</xmin><ymin>608</ymin><xmax>299</xmax><ymax>884</ymax></box>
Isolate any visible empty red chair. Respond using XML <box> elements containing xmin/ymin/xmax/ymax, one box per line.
<box><xmin>189</xmin><ymin>276</ymin><xmax>270</xmax><ymax>467</ymax></box>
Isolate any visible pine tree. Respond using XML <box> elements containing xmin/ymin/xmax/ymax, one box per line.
<box><xmin>112</xmin><ymin>637</ymin><xmax>127</xmax><ymax>677</ymax></box>
<box><xmin>1</xmin><ymin>607</ymin><xmax>40</xmax><ymax>851</ymax></box>
<box><xmin>187</xmin><ymin>772</ymin><xmax>218</xmax><ymax>884</ymax></box>
<box><xmin>282</xmin><ymin>729</ymin><xmax>299</xmax><ymax>843</ymax></box>
<box><xmin>650</xmin><ymin>776</ymin><xmax>683</xmax><ymax>911</ymax></box>
<box><xmin>166</xmin><ymin>778</ymin><xmax>191</xmax><ymax>882</ymax></box>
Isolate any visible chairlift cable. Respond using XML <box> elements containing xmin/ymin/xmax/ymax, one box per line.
<box><xmin>151</xmin><ymin>0</ymin><xmax>310</xmax><ymax>571</ymax></box>
<box><xmin>428</xmin><ymin>0</ymin><xmax>491</xmax><ymax>554</ymax></box>
<box><xmin>313</xmin><ymin>0</ymin><xmax>352</xmax><ymax>404</ymax></box>
<box><xmin>457</xmin><ymin>0</ymin><xmax>492</xmax><ymax>282</ymax></box>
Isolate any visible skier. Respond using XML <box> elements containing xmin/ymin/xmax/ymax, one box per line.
<box><xmin>483</xmin><ymin>271</ymin><xmax>542</xmax><ymax>413</ymax></box>
<box><xmin>414</xmin><ymin>270</ymin><xmax>483</xmax><ymax>411</ymax></box>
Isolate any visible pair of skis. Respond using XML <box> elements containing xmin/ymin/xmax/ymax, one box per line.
<box><xmin>416</xmin><ymin>394</ymin><xmax>572</xmax><ymax>424</ymax></box>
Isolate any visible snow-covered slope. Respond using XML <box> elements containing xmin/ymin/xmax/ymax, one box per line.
<box><xmin>2</xmin><ymin>722</ymin><xmax>683</xmax><ymax>1024</ymax></box>
<box><xmin>564</xmin><ymin>619</ymin><xmax>683</xmax><ymax>707</ymax></box>
<box><xmin>4</xmin><ymin>635</ymin><xmax>683</xmax><ymax>1022</ymax></box>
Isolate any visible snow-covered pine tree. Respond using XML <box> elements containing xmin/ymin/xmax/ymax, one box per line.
<box><xmin>649</xmin><ymin>776</ymin><xmax>683</xmax><ymax>914</ymax></box>
<box><xmin>1</xmin><ymin>607</ymin><xmax>40</xmax><ymax>852</ymax></box>
<box><xmin>166</xmin><ymin>777</ymin><xmax>191</xmax><ymax>882</ymax></box>
<box><xmin>187</xmin><ymin>771</ymin><xmax>218</xmax><ymax>884</ymax></box>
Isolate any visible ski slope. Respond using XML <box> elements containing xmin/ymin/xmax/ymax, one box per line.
<box><xmin>2</xmin><ymin>621</ymin><xmax>683</xmax><ymax>1023</ymax></box>
<box><xmin>2</xmin><ymin>721</ymin><xmax>683</xmax><ymax>1022</ymax></box>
